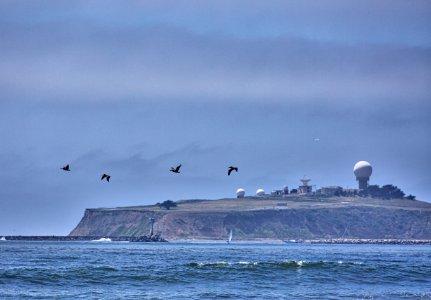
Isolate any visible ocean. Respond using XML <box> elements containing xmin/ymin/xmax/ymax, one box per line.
<box><xmin>0</xmin><ymin>241</ymin><xmax>430</xmax><ymax>299</ymax></box>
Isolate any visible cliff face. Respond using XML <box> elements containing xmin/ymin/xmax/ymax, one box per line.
<box><xmin>70</xmin><ymin>199</ymin><xmax>431</xmax><ymax>240</ymax></box>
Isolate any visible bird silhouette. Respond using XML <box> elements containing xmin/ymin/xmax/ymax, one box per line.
<box><xmin>101</xmin><ymin>174</ymin><xmax>111</xmax><ymax>182</ymax></box>
<box><xmin>228</xmin><ymin>166</ymin><xmax>238</xmax><ymax>176</ymax></box>
<box><xmin>61</xmin><ymin>164</ymin><xmax>71</xmax><ymax>171</ymax></box>
<box><xmin>170</xmin><ymin>164</ymin><xmax>182</xmax><ymax>173</ymax></box>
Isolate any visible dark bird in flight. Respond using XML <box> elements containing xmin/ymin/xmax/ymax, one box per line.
<box><xmin>170</xmin><ymin>164</ymin><xmax>182</xmax><ymax>173</ymax></box>
<box><xmin>228</xmin><ymin>166</ymin><xmax>238</xmax><ymax>176</ymax></box>
<box><xmin>61</xmin><ymin>164</ymin><xmax>71</xmax><ymax>171</ymax></box>
<box><xmin>101</xmin><ymin>174</ymin><xmax>111</xmax><ymax>182</ymax></box>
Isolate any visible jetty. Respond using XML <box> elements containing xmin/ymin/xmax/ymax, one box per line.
<box><xmin>2</xmin><ymin>234</ymin><xmax>167</xmax><ymax>242</ymax></box>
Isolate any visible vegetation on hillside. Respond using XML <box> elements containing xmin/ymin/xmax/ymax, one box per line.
<box><xmin>157</xmin><ymin>200</ymin><xmax>177</xmax><ymax>210</ymax></box>
<box><xmin>361</xmin><ymin>184</ymin><xmax>415</xmax><ymax>200</ymax></box>
<box><xmin>331</xmin><ymin>184</ymin><xmax>415</xmax><ymax>200</ymax></box>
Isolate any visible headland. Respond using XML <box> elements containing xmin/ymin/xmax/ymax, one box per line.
<box><xmin>69</xmin><ymin>195</ymin><xmax>431</xmax><ymax>243</ymax></box>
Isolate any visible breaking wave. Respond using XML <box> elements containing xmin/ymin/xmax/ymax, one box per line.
<box><xmin>185</xmin><ymin>260</ymin><xmax>364</xmax><ymax>269</ymax></box>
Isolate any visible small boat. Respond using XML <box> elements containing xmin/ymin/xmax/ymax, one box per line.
<box><xmin>226</xmin><ymin>230</ymin><xmax>233</xmax><ymax>244</ymax></box>
<box><xmin>91</xmin><ymin>237</ymin><xmax>112</xmax><ymax>242</ymax></box>
<box><xmin>0</xmin><ymin>236</ymin><xmax>6</xmax><ymax>241</ymax></box>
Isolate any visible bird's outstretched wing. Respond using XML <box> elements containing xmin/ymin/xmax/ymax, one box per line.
<box><xmin>170</xmin><ymin>164</ymin><xmax>181</xmax><ymax>173</ymax></box>
<box><xmin>228</xmin><ymin>166</ymin><xmax>238</xmax><ymax>176</ymax></box>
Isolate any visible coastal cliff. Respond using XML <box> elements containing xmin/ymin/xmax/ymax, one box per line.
<box><xmin>69</xmin><ymin>196</ymin><xmax>431</xmax><ymax>240</ymax></box>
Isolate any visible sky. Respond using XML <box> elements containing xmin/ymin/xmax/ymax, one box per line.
<box><xmin>0</xmin><ymin>0</ymin><xmax>430</xmax><ymax>235</ymax></box>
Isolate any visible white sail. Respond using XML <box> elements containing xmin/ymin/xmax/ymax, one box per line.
<box><xmin>227</xmin><ymin>230</ymin><xmax>233</xmax><ymax>244</ymax></box>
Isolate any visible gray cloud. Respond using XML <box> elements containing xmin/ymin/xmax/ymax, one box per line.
<box><xmin>2</xmin><ymin>0</ymin><xmax>430</xmax><ymax>45</ymax></box>
<box><xmin>0</xmin><ymin>1</ymin><xmax>430</xmax><ymax>106</ymax></box>
<box><xmin>0</xmin><ymin>24</ymin><xmax>429</xmax><ymax>105</ymax></box>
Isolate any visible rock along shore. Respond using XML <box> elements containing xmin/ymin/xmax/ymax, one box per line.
<box><xmin>298</xmin><ymin>238</ymin><xmax>431</xmax><ymax>245</ymax></box>
<box><xmin>2</xmin><ymin>235</ymin><xmax>167</xmax><ymax>242</ymax></box>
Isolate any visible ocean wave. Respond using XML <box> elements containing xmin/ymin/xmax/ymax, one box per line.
<box><xmin>0</xmin><ymin>265</ymin><xmax>188</xmax><ymax>286</ymax></box>
<box><xmin>185</xmin><ymin>260</ymin><xmax>364</xmax><ymax>269</ymax></box>
<box><xmin>187</xmin><ymin>262</ymin><xmax>230</xmax><ymax>267</ymax></box>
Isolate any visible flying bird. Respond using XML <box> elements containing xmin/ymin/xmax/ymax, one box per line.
<box><xmin>170</xmin><ymin>164</ymin><xmax>182</xmax><ymax>173</ymax></box>
<box><xmin>101</xmin><ymin>174</ymin><xmax>111</xmax><ymax>182</ymax></box>
<box><xmin>61</xmin><ymin>164</ymin><xmax>71</xmax><ymax>171</ymax></box>
<box><xmin>228</xmin><ymin>166</ymin><xmax>238</xmax><ymax>176</ymax></box>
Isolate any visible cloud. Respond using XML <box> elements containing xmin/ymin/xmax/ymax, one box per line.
<box><xmin>0</xmin><ymin>23</ymin><xmax>430</xmax><ymax>106</ymax></box>
<box><xmin>3</xmin><ymin>1</ymin><xmax>430</xmax><ymax>44</ymax></box>
<box><xmin>0</xmin><ymin>1</ymin><xmax>430</xmax><ymax>106</ymax></box>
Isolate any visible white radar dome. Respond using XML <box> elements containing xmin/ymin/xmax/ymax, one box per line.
<box><xmin>353</xmin><ymin>161</ymin><xmax>373</xmax><ymax>178</ymax></box>
<box><xmin>256</xmin><ymin>189</ymin><xmax>265</xmax><ymax>196</ymax></box>
<box><xmin>236</xmin><ymin>188</ymin><xmax>245</xmax><ymax>198</ymax></box>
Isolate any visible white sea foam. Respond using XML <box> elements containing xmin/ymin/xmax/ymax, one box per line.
<box><xmin>193</xmin><ymin>261</ymin><xmax>261</xmax><ymax>267</ymax></box>
<box><xmin>238</xmin><ymin>261</ymin><xmax>258</xmax><ymax>265</ymax></box>
<box><xmin>91</xmin><ymin>238</ymin><xmax>112</xmax><ymax>242</ymax></box>
<box><xmin>338</xmin><ymin>260</ymin><xmax>364</xmax><ymax>265</ymax></box>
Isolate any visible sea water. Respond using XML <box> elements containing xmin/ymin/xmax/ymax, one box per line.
<box><xmin>0</xmin><ymin>241</ymin><xmax>430</xmax><ymax>299</ymax></box>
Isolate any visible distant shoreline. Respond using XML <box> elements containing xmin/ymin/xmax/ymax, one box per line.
<box><xmin>167</xmin><ymin>238</ymin><xmax>431</xmax><ymax>245</ymax></box>
<box><xmin>1</xmin><ymin>236</ymin><xmax>431</xmax><ymax>245</ymax></box>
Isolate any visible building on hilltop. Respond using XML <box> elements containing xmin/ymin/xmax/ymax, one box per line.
<box><xmin>256</xmin><ymin>189</ymin><xmax>265</xmax><ymax>196</ymax></box>
<box><xmin>298</xmin><ymin>176</ymin><xmax>313</xmax><ymax>194</ymax></box>
<box><xmin>271</xmin><ymin>190</ymin><xmax>283</xmax><ymax>196</ymax></box>
<box><xmin>320</xmin><ymin>186</ymin><xmax>343</xmax><ymax>196</ymax></box>
<box><xmin>236</xmin><ymin>188</ymin><xmax>245</xmax><ymax>198</ymax></box>
<box><xmin>235</xmin><ymin>160</ymin><xmax>378</xmax><ymax>199</ymax></box>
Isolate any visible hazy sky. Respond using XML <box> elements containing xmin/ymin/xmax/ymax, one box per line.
<box><xmin>1</xmin><ymin>1</ymin><xmax>430</xmax><ymax>235</ymax></box>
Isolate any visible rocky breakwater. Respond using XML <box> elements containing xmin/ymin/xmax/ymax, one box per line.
<box><xmin>3</xmin><ymin>234</ymin><xmax>167</xmax><ymax>242</ymax></box>
<box><xmin>301</xmin><ymin>238</ymin><xmax>431</xmax><ymax>245</ymax></box>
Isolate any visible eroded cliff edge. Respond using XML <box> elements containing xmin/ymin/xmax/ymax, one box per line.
<box><xmin>69</xmin><ymin>196</ymin><xmax>431</xmax><ymax>240</ymax></box>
